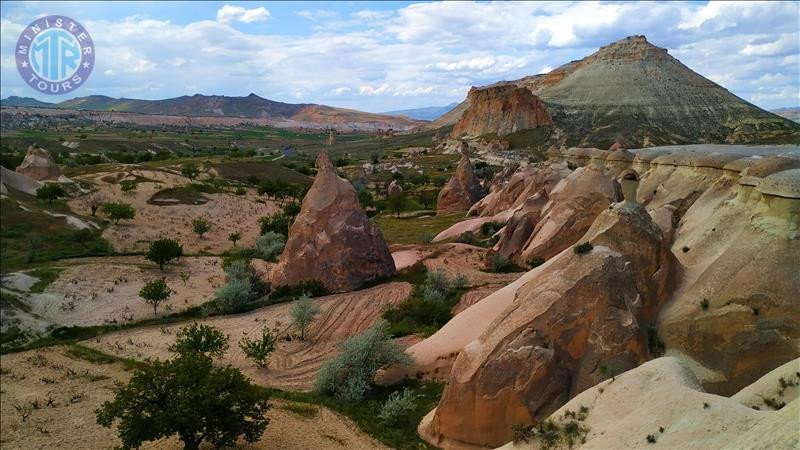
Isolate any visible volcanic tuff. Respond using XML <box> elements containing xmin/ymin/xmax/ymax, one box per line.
<box><xmin>436</xmin><ymin>153</ymin><xmax>485</xmax><ymax>214</ymax></box>
<box><xmin>429</xmin><ymin>35</ymin><xmax>800</xmax><ymax>147</ymax></box>
<box><xmin>270</xmin><ymin>152</ymin><xmax>395</xmax><ymax>293</ymax></box>
<box><xmin>451</xmin><ymin>85</ymin><xmax>551</xmax><ymax>138</ymax></box>
<box><xmin>15</xmin><ymin>144</ymin><xmax>60</xmax><ymax>181</ymax></box>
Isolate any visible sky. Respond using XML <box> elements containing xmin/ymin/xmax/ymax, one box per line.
<box><xmin>1</xmin><ymin>1</ymin><xmax>798</xmax><ymax>112</ymax></box>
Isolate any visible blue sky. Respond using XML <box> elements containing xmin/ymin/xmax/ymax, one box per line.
<box><xmin>1</xmin><ymin>1</ymin><xmax>798</xmax><ymax>112</ymax></box>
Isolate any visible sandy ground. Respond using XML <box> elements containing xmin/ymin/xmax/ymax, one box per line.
<box><xmin>0</xmin><ymin>347</ymin><xmax>387</xmax><ymax>450</ymax></box>
<box><xmin>84</xmin><ymin>282</ymin><xmax>413</xmax><ymax>391</ymax></box>
<box><xmin>69</xmin><ymin>168</ymin><xmax>278</xmax><ymax>253</ymax></box>
<box><xmin>5</xmin><ymin>256</ymin><xmax>272</xmax><ymax>328</ymax></box>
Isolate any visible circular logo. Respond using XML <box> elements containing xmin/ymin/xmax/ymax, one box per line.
<box><xmin>15</xmin><ymin>15</ymin><xmax>94</xmax><ymax>95</ymax></box>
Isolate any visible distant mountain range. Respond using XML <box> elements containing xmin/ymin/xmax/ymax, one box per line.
<box><xmin>0</xmin><ymin>93</ymin><xmax>424</xmax><ymax>131</ymax></box>
<box><xmin>382</xmin><ymin>103</ymin><xmax>459</xmax><ymax>121</ymax></box>
<box><xmin>771</xmin><ymin>107</ymin><xmax>800</xmax><ymax>123</ymax></box>
<box><xmin>430</xmin><ymin>35</ymin><xmax>800</xmax><ymax>146</ymax></box>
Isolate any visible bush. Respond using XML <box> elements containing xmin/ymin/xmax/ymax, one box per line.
<box><xmin>422</xmin><ymin>285</ymin><xmax>445</xmax><ymax>303</ymax></box>
<box><xmin>455</xmin><ymin>231</ymin><xmax>479</xmax><ymax>246</ymax></box>
<box><xmin>239</xmin><ymin>326</ymin><xmax>277</xmax><ymax>368</ymax></box>
<box><xmin>421</xmin><ymin>232</ymin><xmax>435</xmax><ymax>244</ymax></box>
<box><xmin>378</xmin><ymin>388</ymin><xmax>415</xmax><ymax>425</ymax></box>
<box><xmin>452</xmin><ymin>273</ymin><xmax>468</xmax><ymax>289</ymax></box>
<box><xmin>192</xmin><ymin>218</ymin><xmax>211</xmax><ymax>237</ymax></box>
<box><xmin>169</xmin><ymin>322</ymin><xmax>229</xmax><ymax>357</ymax></box>
<box><xmin>139</xmin><ymin>278</ymin><xmax>172</xmax><ymax>315</ymax></box>
<box><xmin>102</xmin><ymin>202</ymin><xmax>135</xmax><ymax>224</ymax></box>
<box><xmin>289</xmin><ymin>294</ymin><xmax>321</xmax><ymax>340</ymax></box>
<box><xmin>424</xmin><ymin>269</ymin><xmax>451</xmax><ymax>297</ymax></box>
<box><xmin>529</xmin><ymin>257</ymin><xmax>545</xmax><ymax>268</ymax></box>
<box><xmin>36</xmin><ymin>184</ymin><xmax>65</xmax><ymax>203</ymax></box>
<box><xmin>573</xmin><ymin>242</ymin><xmax>593</xmax><ymax>254</ymax></box>
<box><xmin>259</xmin><ymin>213</ymin><xmax>292</xmax><ymax>236</ymax></box>
<box><xmin>206</xmin><ymin>278</ymin><xmax>253</xmax><ymax>315</ymax></box>
<box><xmin>282</xmin><ymin>202</ymin><xmax>301</xmax><ymax>217</ymax></box>
<box><xmin>488</xmin><ymin>254</ymin><xmax>515</xmax><ymax>273</ymax></box>
<box><xmin>234</xmin><ymin>186</ymin><xmax>246</xmax><ymax>195</ymax></box>
<box><xmin>480</xmin><ymin>221</ymin><xmax>503</xmax><ymax>237</ymax></box>
<box><xmin>315</xmin><ymin>319</ymin><xmax>412</xmax><ymax>402</ymax></box>
<box><xmin>146</xmin><ymin>238</ymin><xmax>183</xmax><ymax>270</ymax></box>
<box><xmin>181</xmin><ymin>163</ymin><xmax>199</xmax><ymax>180</ymax></box>
<box><xmin>255</xmin><ymin>232</ymin><xmax>285</xmax><ymax>261</ymax></box>
<box><xmin>270</xmin><ymin>280</ymin><xmax>329</xmax><ymax>302</ymax></box>
<box><xmin>383</xmin><ymin>268</ymin><xmax>467</xmax><ymax>337</ymax></box>
<box><xmin>228</xmin><ymin>231</ymin><xmax>241</xmax><ymax>246</ymax></box>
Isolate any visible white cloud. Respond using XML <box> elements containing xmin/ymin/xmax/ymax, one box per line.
<box><xmin>216</xmin><ymin>4</ymin><xmax>270</xmax><ymax>25</ymax></box>
<box><xmin>359</xmin><ymin>84</ymin><xmax>390</xmax><ymax>96</ymax></box>
<box><xmin>331</xmin><ymin>87</ymin><xmax>351</xmax><ymax>96</ymax></box>
<box><xmin>539</xmin><ymin>65</ymin><xmax>553</xmax><ymax>74</ymax></box>
<box><xmin>104</xmin><ymin>69</ymin><xmax>114</xmax><ymax>76</ymax></box>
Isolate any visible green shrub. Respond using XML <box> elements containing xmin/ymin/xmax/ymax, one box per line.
<box><xmin>315</xmin><ymin>319</ymin><xmax>412</xmax><ymax>402</ymax></box>
<box><xmin>259</xmin><ymin>213</ymin><xmax>292</xmax><ymax>236</ymax></box>
<box><xmin>282</xmin><ymin>202</ymin><xmax>301</xmax><ymax>217</ymax></box>
<box><xmin>36</xmin><ymin>184</ymin><xmax>65</xmax><ymax>203</ymax></box>
<box><xmin>421</xmin><ymin>232</ymin><xmax>435</xmax><ymax>244</ymax></box>
<box><xmin>424</xmin><ymin>269</ymin><xmax>452</xmax><ymax>297</ymax></box>
<box><xmin>234</xmin><ymin>186</ymin><xmax>246</xmax><ymax>195</ymax></box>
<box><xmin>289</xmin><ymin>294</ymin><xmax>321</xmax><ymax>340</ymax></box>
<box><xmin>191</xmin><ymin>218</ymin><xmax>211</xmax><ymax>237</ymax></box>
<box><xmin>480</xmin><ymin>221</ymin><xmax>503</xmax><ymax>237</ymax></box>
<box><xmin>529</xmin><ymin>257</ymin><xmax>545</xmax><ymax>268</ymax></box>
<box><xmin>270</xmin><ymin>281</ymin><xmax>328</xmax><ymax>302</ymax></box>
<box><xmin>488</xmin><ymin>254</ymin><xmax>515</xmax><ymax>273</ymax></box>
<box><xmin>455</xmin><ymin>231</ymin><xmax>479</xmax><ymax>245</ymax></box>
<box><xmin>146</xmin><ymin>238</ymin><xmax>183</xmax><ymax>270</ymax></box>
<box><xmin>102</xmin><ymin>202</ymin><xmax>135</xmax><ymax>224</ymax></box>
<box><xmin>239</xmin><ymin>326</ymin><xmax>277</xmax><ymax>368</ymax></box>
<box><xmin>169</xmin><ymin>322</ymin><xmax>229</xmax><ymax>357</ymax></box>
<box><xmin>422</xmin><ymin>285</ymin><xmax>445</xmax><ymax>303</ymax></box>
<box><xmin>378</xmin><ymin>388</ymin><xmax>415</xmax><ymax>425</ymax></box>
<box><xmin>255</xmin><ymin>231</ymin><xmax>285</xmax><ymax>261</ymax></box>
<box><xmin>573</xmin><ymin>242</ymin><xmax>593</xmax><ymax>254</ymax></box>
<box><xmin>206</xmin><ymin>278</ymin><xmax>253</xmax><ymax>315</ymax></box>
<box><xmin>700</xmin><ymin>298</ymin><xmax>710</xmax><ymax>311</ymax></box>
<box><xmin>228</xmin><ymin>231</ymin><xmax>241</xmax><ymax>246</ymax></box>
<box><xmin>139</xmin><ymin>278</ymin><xmax>172</xmax><ymax>315</ymax></box>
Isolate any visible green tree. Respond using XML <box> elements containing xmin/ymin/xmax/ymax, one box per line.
<box><xmin>169</xmin><ymin>322</ymin><xmax>229</xmax><ymax>357</ymax></box>
<box><xmin>36</xmin><ymin>183</ymin><xmax>65</xmax><ymax>204</ymax></box>
<box><xmin>192</xmin><ymin>218</ymin><xmax>211</xmax><ymax>238</ymax></box>
<box><xmin>228</xmin><ymin>231</ymin><xmax>241</xmax><ymax>247</ymax></box>
<box><xmin>181</xmin><ymin>163</ymin><xmax>199</xmax><ymax>180</ymax></box>
<box><xmin>387</xmin><ymin>192</ymin><xmax>408</xmax><ymax>218</ymax></box>
<box><xmin>289</xmin><ymin>294</ymin><xmax>321</xmax><ymax>340</ymax></box>
<box><xmin>146</xmin><ymin>238</ymin><xmax>183</xmax><ymax>270</ymax></box>
<box><xmin>102</xmin><ymin>202</ymin><xmax>136</xmax><ymax>224</ymax></box>
<box><xmin>139</xmin><ymin>278</ymin><xmax>172</xmax><ymax>315</ymax></box>
<box><xmin>239</xmin><ymin>327</ymin><xmax>277</xmax><ymax>368</ymax></box>
<box><xmin>96</xmin><ymin>324</ymin><xmax>268</xmax><ymax>450</ymax></box>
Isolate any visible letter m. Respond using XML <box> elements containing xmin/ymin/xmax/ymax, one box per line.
<box><xmin>17</xmin><ymin>45</ymin><xmax>28</xmax><ymax>55</ymax></box>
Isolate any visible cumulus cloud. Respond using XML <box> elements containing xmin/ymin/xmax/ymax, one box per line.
<box><xmin>216</xmin><ymin>4</ymin><xmax>270</xmax><ymax>25</ymax></box>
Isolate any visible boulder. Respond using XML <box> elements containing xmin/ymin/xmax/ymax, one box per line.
<box><xmin>420</xmin><ymin>202</ymin><xmax>671</xmax><ymax>448</ymax></box>
<box><xmin>15</xmin><ymin>144</ymin><xmax>60</xmax><ymax>181</ymax></box>
<box><xmin>437</xmin><ymin>154</ymin><xmax>485</xmax><ymax>214</ymax></box>
<box><xmin>270</xmin><ymin>152</ymin><xmax>396</xmax><ymax>293</ymax></box>
<box><xmin>452</xmin><ymin>85</ymin><xmax>552</xmax><ymax>138</ymax></box>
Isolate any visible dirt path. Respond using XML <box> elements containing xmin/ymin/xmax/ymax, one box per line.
<box><xmin>0</xmin><ymin>347</ymin><xmax>387</xmax><ymax>449</ymax></box>
<box><xmin>84</xmin><ymin>282</ymin><xmax>413</xmax><ymax>390</ymax></box>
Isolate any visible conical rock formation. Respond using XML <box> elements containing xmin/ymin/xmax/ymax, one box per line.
<box><xmin>436</xmin><ymin>154</ymin><xmax>485</xmax><ymax>214</ymax></box>
<box><xmin>16</xmin><ymin>144</ymin><xmax>60</xmax><ymax>181</ymax></box>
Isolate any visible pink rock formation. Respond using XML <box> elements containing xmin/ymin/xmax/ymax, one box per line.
<box><xmin>452</xmin><ymin>85</ymin><xmax>552</xmax><ymax>138</ymax></box>
<box><xmin>436</xmin><ymin>153</ymin><xmax>484</xmax><ymax>214</ymax></box>
<box><xmin>270</xmin><ymin>152</ymin><xmax>395</xmax><ymax>293</ymax></box>
<box><xmin>15</xmin><ymin>144</ymin><xmax>60</xmax><ymax>181</ymax></box>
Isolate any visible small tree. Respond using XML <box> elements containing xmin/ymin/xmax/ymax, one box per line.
<box><xmin>181</xmin><ymin>163</ymin><xmax>199</xmax><ymax>181</ymax></box>
<box><xmin>228</xmin><ymin>232</ymin><xmax>241</xmax><ymax>247</ymax></box>
<box><xmin>169</xmin><ymin>322</ymin><xmax>229</xmax><ymax>357</ymax></box>
<box><xmin>102</xmin><ymin>202</ymin><xmax>136</xmax><ymax>224</ymax></box>
<box><xmin>255</xmin><ymin>232</ymin><xmax>285</xmax><ymax>261</ymax></box>
<box><xmin>36</xmin><ymin>184</ymin><xmax>65</xmax><ymax>204</ymax></box>
<box><xmin>387</xmin><ymin>192</ymin><xmax>408</xmax><ymax>218</ymax></box>
<box><xmin>146</xmin><ymin>238</ymin><xmax>183</xmax><ymax>270</ymax></box>
<box><xmin>139</xmin><ymin>278</ymin><xmax>172</xmax><ymax>315</ymax></box>
<box><xmin>84</xmin><ymin>191</ymin><xmax>108</xmax><ymax>216</ymax></box>
<box><xmin>239</xmin><ymin>327</ymin><xmax>277</xmax><ymax>368</ymax></box>
<box><xmin>192</xmin><ymin>218</ymin><xmax>211</xmax><ymax>238</ymax></box>
<box><xmin>97</xmin><ymin>323</ymin><xmax>268</xmax><ymax>450</ymax></box>
<box><xmin>289</xmin><ymin>294</ymin><xmax>321</xmax><ymax>340</ymax></box>
<box><xmin>120</xmin><ymin>180</ymin><xmax>137</xmax><ymax>194</ymax></box>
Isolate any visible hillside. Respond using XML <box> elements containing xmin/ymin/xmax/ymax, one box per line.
<box><xmin>434</xmin><ymin>35</ymin><xmax>800</xmax><ymax>147</ymax></box>
<box><xmin>772</xmin><ymin>107</ymin><xmax>800</xmax><ymax>123</ymax></box>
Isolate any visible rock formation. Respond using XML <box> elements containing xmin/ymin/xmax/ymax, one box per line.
<box><xmin>436</xmin><ymin>153</ymin><xmax>485</xmax><ymax>214</ymax></box>
<box><xmin>15</xmin><ymin>144</ymin><xmax>60</xmax><ymax>181</ymax></box>
<box><xmin>420</xmin><ymin>202</ymin><xmax>671</xmax><ymax>448</ymax></box>
<box><xmin>270</xmin><ymin>152</ymin><xmax>396</xmax><ymax>293</ymax></box>
<box><xmin>387</xmin><ymin>179</ymin><xmax>403</xmax><ymax>196</ymax></box>
<box><xmin>451</xmin><ymin>85</ymin><xmax>551</xmax><ymax>138</ymax></box>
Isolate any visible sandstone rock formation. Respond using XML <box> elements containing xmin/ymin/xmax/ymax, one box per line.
<box><xmin>436</xmin><ymin>153</ymin><xmax>485</xmax><ymax>214</ymax></box>
<box><xmin>0</xmin><ymin>166</ymin><xmax>43</xmax><ymax>195</ymax></box>
<box><xmin>451</xmin><ymin>85</ymin><xmax>552</xmax><ymax>138</ymax></box>
<box><xmin>270</xmin><ymin>152</ymin><xmax>395</xmax><ymax>293</ymax></box>
<box><xmin>15</xmin><ymin>144</ymin><xmax>60</xmax><ymax>181</ymax></box>
<box><xmin>498</xmin><ymin>357</ymin><xmax>800</xmax><ymax>450</ymax></box>
<box><xmin>420</xmin><ymin>202</ymin><xmax>671</xmax><ymax>448</ymax></box>
<box><xmin>387</xmin><ymin>179</ymin><xmax>403</xmax><ymax>196</ymax></box>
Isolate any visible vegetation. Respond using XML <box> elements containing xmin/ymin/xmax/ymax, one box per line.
<box><xmin>102</xmin><ymin>202</ymin><xmax>136</xmax><ymax>224</ymax></box>
<box><xmin>204</xmin><ymin>259</ymin><xmax>268</xmax><ymax>315</ymax></box>
<box><xmin>228</xmin><ymin>231</ymin><xmax>241</xmax><ymax>246</ymax></box>
<box><xmin>239</xmin><ymin>326</ymin><xmax>277</xmax><ymax>368</ymax></box>
<box><xmin>269</xmin><ymin>280</ymin><xmax>329</xmax><ymax>302</ymax></box>
<box><xmin>191</xmin><ymin>217</ymin><xmax>211</xmax><ymax>238</ymax></box>
<box><xmin>378</xmin><ymin>388</ymin><xmax>416</xmax><ymax>425</ymax></box>
<box><xmin>511</xmin><ymin>406</ymin><xmax>591</xmax><ymax>449</ymax></box>
<box><xmin>255</xmin><ymin>231</ymin><xmax>285</xmax><ymax>261</ymax></box>
<box><xmin>700</xmin><ymin>298</ymin><xmax>710</xmax><ymax>311</ymax></box>
<box><xmin>168</xmin><ymin>322</ymin><xmax>228</xmax><ymax>357</ymax></box>
<box><xmin>573</xmin><ymin>242</ymin><xmax>593</xmax><ymax>254</ymax></box>
<box><xmin>28</xmin><ymin>267</ymin><xmax>64</xmax><ymax>293</ymax></box>
<box><xmin>289</xmin><ymin>294</ymin><xmax>321</xmax><ymax>340</ymax></box>
<box><xmin>180</xmin><ymin>163</ymin><xmax>199</xmax><ymax>180</ymax></box>
<box><xmin>139</xmin><ymin>278</ymin><xmax>172</xmax><ymax>315</ymax></box>
<box><xmin>145</xmin><ymin>238</ymin><xmax>183</xmax><ymax>270</ymax></box>
<box><xmin>96</xmin><ymin>323</ymin><xmax>269</xmax><ymax>450</ymax></box>
<box><xmin>487</xmin><ymin>254</ymin><xmax>520</xmax><ymax>273</ymax></box>
<box><xmin>383</xmin><ymin>267</ymin><xmax>467</xmax><ymax>337</ymax></box>
<box><xmin>315</xmin><ymin>319</ymin><xmax>412</xmax><ymax>402</ymax></box>
<box><xmin>35</xmin><ymin>184</ymin><xmax>65</xmax><ymax>204</ymax></box>
<box><xmin>387</xmin><ymin>192</ymin><xmax>409</xmax><ymax>218</ymax></box>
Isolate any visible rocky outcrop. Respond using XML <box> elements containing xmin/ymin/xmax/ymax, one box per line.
<box><xmin>469</xmin><ymin>161</ymin><xmax>571</xmax><ymax>217</ymax></box>
<box><xmin>15</xmin><ymin>144</ymin><xmax>60</xmax><ymax>181</ymax></box>
<box><xmin>270</xmin><ymin>152</ymin><xmax>395</xmax><ymax>293</ymax></box>
<box><xmin>0</xmin><ymin>166</ymin><xmax>43</xmax><ymax>195</ymax></box>
<box><xmin>420</xmin><ymin>202</ymin><xmax>671</xmax><ymax>448</ymax></box>
<box><xmin>452</xmin><ymin>85</ymin><xmax>551</xmax><ymax>138</ymax></box>
<box><xmin>498</xmin><ymin>357</ymin><xmax>800</xmax><ymax>450</ymax></box>
<box><xmin>437</xmin><ymin>154</ymin><xmax>485</xmax><ymax>214</ymax></box>
<box><xmin>387</xmin><ymin>180</ymin><xmax>403</xmax><ymax>196</ymax></box>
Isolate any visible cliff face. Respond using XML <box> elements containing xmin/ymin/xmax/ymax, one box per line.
<box><xmin>451</xmin><ymin>85</ymin><xmax>552</xmax><ymax>138</ymax></box>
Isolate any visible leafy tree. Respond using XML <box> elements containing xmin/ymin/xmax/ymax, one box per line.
<box><xmin>102</xmin><ymin>202</ymin><xmax>136</xmax><ymax>224</ymax></box>
<box><xmin>258</xmin><ymin>213</ymin><xmax>291</xmax><ymax>236</ymax></box>
<box><xmin>36</xmin><ymin>183</ymin><xmax>65</xmax><ymax>204</ymax></box>
<box><xmin>387</xmin><ymin>192</ymin><xmax>408</xmax><ymax>218</ymax></box>
<box><xmin>315</xmin><ymin>319</ymin><xmax>412</xmax><ymax>402</ymax></box>
<box><xmin>120</xmin><ymin>180</ymin><xmax>137</xmax><ymax>194</ymax></box>
<box><xmin>96</xmin><ymin>324</ymin><xmax>268</xmax><ymax>450</ymax></box>
<box><xmin>181</xmin><ymin>163</ymin><xmax>199</xmax><ymax>180</ymax></box>
<box><xmin>418</xmin><ymin>190</ymin><xmax>435</xmax><ymax>209</ymax></box>
<box><xmin>228</xmin><ymin>231</ymin><xmax>241</xmax><ymax>247</ymax></box>
<box><xmin>169</xmin><ymin>322</ymin><xmax>229</xmax><ymax>357</ymax></box>
<box><xmin>239</xmin><ymin>327</ymin><xmax>277</xmax><ymax>368</ymax></box>
<box><xmin>139</xmin><ymin>278</ymin><xmax>172</xmax><ymax>315</ymax></box>
<box><xmin>289</xmin><ymin>294</ymin><xmax>321</xmax><ymax>340</ymax></box>
<box><xmin>358</xmin><ymin>189</ymin><xmax>374</xmax><ymax>208</ymax></box>
<box><xmin>192</xmin><ymin>218</ymin><xmax>211</xmax><ymax>238</ymax></box>
<box><xmin>282</xmin><ymin>202</ymin><xmax>301</xmax><ymax>217</ymax></box>
<box><xmin>146</xmin><ymin>238</ymin><xmax>183</xmax><ymax>270</ymax></box>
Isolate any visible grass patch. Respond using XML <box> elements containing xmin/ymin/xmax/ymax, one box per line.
<box><xmin>280</xmin><ymin>402</ymin><xmax>319</xmax><ymax>418</ymax></box>
<box><xmin>374</xmin><ymin>212</ymin><xmax>466</xmax><ymax>244</ymax></box>
<box><xmin>28</xmin><ymin>267</ymin><xmax>65</xmax><ymax>293</ymax></box>
<box><xmin>64</xmin><ymin>344</ymin><xmax>146</xmax><ymax>371</ymax></box>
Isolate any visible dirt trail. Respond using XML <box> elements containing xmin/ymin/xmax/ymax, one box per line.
<box><xmin>0</xmin><ymin>347</ymin><xmax>387</xmax><ymax>450</ymax></box>
<box><xmin>84</xmin><ymin>282</ymin><xmax>412</xmax><ymax>390</ymax></box>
